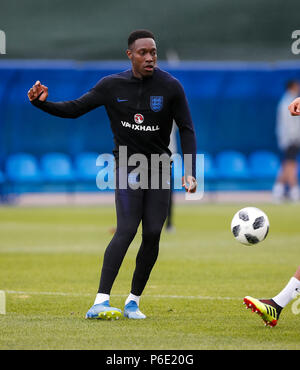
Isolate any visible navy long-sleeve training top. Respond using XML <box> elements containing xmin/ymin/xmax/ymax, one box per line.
<box><xmin>31</xmin><ymin>67</ymin><xmax>197</xmax><ymax>176</ymax></box>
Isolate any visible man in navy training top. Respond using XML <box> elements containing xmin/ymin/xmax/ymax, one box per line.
<box><xmin>28</xmin><ymin>29</ymin><xmax>197</xmax><ymax>320</ymax></box>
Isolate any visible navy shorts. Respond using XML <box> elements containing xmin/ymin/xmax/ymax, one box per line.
<box><xmin>283</xmin><ymin>145</ymin><xmax>300</xmax><ymax>161</ymax></box>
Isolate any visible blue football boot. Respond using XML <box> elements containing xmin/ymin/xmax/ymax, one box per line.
<box><xmin>124</xmin><ymin>300</ymin><xmax>146</xmax><ymax>319</ymax></box>
<box><xmin>85</xmin><ymin>300</ymin><xmax>122</xmax><ymax>320</ymax></box>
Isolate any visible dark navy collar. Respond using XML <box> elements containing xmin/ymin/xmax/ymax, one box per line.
<box><xmin>130</xmin><ymin>67</ymin><xmax>157</xmax><ymax>81</ymax></box>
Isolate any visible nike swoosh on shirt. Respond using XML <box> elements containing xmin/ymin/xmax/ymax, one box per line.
<box><xmin>117</xmin><ymin>98</ymin><xmax>128</xmax><ymax>102</ymax></box>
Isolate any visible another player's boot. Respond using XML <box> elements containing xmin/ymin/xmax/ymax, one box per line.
<box><xmin>243</xmin><ymin>296</ymin><xmax>282</xmax><ymax>327</ymax></box>
<box><xmin>124</xmin><ymin>300</ymin><xmax>146</xmax><ymax>319</ymax></box>
<box><xmin>85</xmin><ymin>300</ymin><xmax>122</xmax><ymax>320</ymax></box>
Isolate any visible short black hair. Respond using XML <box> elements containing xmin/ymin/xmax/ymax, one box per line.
<box><xmin>128</xmin><ymin>29</ymin><xmax>155</xmax><ymax>48</ymax></box>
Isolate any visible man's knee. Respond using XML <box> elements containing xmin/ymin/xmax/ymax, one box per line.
<box><xmin>142</xmin><ymin>227</ymin><xmax>162</xmax><ymax>243</ymax></box>
<box><xmin>116</xmin><ymin>224</ymin><xmax>138</xmax><ymax>242</ymax></box>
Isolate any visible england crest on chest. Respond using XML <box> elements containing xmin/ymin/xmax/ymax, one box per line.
<box><xmin>150</xmin><ymin>96</ymin><xmax>163</xmax><ymax>112</ymax></box>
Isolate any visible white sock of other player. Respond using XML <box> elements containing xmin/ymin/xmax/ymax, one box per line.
<box><xmin>289</xmin><ymin>185</ymin><xmax>300</xmax><ymax>202</ymax></box>
<box><xmin>272</xmin><ymin>277</ymin><xmax>300</xmax><ymax>308</ymax></box>
<box><xmin>125</xmin><ymin>293</ymin><xmax>140</xmax><ymax>306</ymax></box>
<box><xmin>272</xmin><ymin>183</ymin><xmax>285</xmax><ymax>201</ymax></box>
<box><xmin>94</xmin><ymin>293</ymin><xmax>110</xmax><ymax>305</ymax></box>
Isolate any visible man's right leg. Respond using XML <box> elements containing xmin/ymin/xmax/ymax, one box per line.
<box><xmin>98</xmin><ymin>189</ymin><xmax>143</xmax><ymax>294</ymax></box>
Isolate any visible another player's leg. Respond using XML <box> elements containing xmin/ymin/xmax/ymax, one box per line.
<box><xmin>285</xmin><ymin>158</ymin><xmax>300</xmax><ymax>202</ymax></box>
<box><xmin>124</xmin><ymin>184</ymin><xmax>170</xmax><ymax>319</ymax></box>
<box><xmin>272</xmin><ymin>166</ymin><xmax>286</xmax><ymax>203</ymax></box>
<box><xmin>243</xmin><ymin>266</ymin><xmax>300</xmax><ymax>326</ymax></box>
<box><xmin>243</xmin><ymin>296</ymin><xmax>282</xmax><ymax>327</ymax></box>
<box><xmin>273</xmin><ymin>149</ymin><xmax>300</xmax><ymax>203</ymax></box>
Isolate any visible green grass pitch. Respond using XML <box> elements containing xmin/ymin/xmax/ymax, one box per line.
<box><xmin>0</xmin><ymin>202</ymin><xmax>300</xmax><ymax>350</ymax></box>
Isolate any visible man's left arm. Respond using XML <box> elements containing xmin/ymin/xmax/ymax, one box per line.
<box><xmin>171</xmin><ymin>80</ymin><xmax>197</xmax><ymax>193</ymax></box>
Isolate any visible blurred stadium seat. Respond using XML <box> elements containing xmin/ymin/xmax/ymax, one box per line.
<box><xmin>248</xmin><ymin>150</ymin><xmax>280</xmax><ymax>179</ymax></box>
<box><xmin>2</xmin><ymin>61</ymin><xmax>299</xmax><ymax>194</ymax></box>
<box><xmin>0</xmin><ymin>170</ymin><xmax>5</xmax><ymax>183</ymax></box>
<box><xmin>215</xmin><ymin>150</ymin><xmax>250</xmax><ymax>179</ymax></box>
<box><xmin>74</xmin><ymin>152</ymin><xmax>99</xmax><ymax>181</ymax></box>
<box><xmin>203</xmin><ymin>153</ymin><xmax>217</xmax><ymax>180</ymax></box>
<box><xmin>0</xmin><ymin>169</ymin><xmax>5</xmax><ymax>200</ymax></box>
<box><xmin>0</xmin><ymin>150</ymin><xmax>285</xmax><ymax>194</ymax></box>
<box><xmin>171</xmin><ymin>154</ymin><xmax>183</xmax><ymax>190</ymax></box>
<box><xmin>5</xmin><ymin>153</ymin><xmax>42</xmax><ymax>183</ymax></box>
<box><xmin>40</xmin><ymin>152</ymin><xmax>75</xmax><ymax>182</ymax></box>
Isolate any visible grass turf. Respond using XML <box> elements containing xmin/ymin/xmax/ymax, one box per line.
<box><xmin>0</xmin><ymin>202</ymin><xmax>300</xmax><ymax>350</ymax></box>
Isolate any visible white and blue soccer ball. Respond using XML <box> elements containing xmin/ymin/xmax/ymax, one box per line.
<box><xmin>231</xmin><ymin>207</ymin><xmax>269</xmax><ymax>245</ymax></box>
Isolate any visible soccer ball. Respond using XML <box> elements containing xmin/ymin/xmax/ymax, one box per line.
<box><xmin>231</xmin><ymin>207</ymin><xmax>269</xmax><ymax>245</ymax></box>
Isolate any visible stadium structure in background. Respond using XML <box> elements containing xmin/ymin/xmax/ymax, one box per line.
<box><xmin>1</xmin><ymin>0</ymin><xmax>299</xmax><ymax>61</ymax></box>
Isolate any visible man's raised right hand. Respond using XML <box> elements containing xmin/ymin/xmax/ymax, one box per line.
<box><xmin>27</xmin><ymin>80</ymin><xmax>48</xmax><ymax>102</ymax></box>
<box><xmin>288</xmin><ymin>97</ymin><xmax>300</xmax><ymax>116</ymax></box>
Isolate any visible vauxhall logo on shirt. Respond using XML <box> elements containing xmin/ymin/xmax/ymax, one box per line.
<box><xmin>121</xmin><ymin>113</ymin><xmax>160</xmax><ymax>132</ymax></box>
<box><xmin>134</xmin><ymin>114</ymin><xmax>144</xmax><ymax>124</ymax></box>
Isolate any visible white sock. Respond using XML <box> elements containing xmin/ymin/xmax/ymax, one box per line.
<box><xmin>272</xmin><ymin>277</ymin><xmax>300</xmax><ymax>308</ymax></box>
<box><xmin>272</xmin><ymin>183</ymin><xmax>285</xmax><ymax>200</ymax></box>
<box><xmin>289</xmin><ymin>186</ymin><xmax>300</xmax><ymax>202</ymax></box>
<box><xmin>94</xmin><ymin>293</ymin><xmax>110</xmax><ymax>305</ymax></box>
<box><xmin>125</xmin><ymin>293</ymin><xmax>140</xmax><ymax>306</ymax></box>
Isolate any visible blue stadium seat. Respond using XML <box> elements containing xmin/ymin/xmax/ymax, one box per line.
<box><xmin>40</xmin><ymin>152</ymin><xmax>75</xmax><ymax>182</ymax></box>
<box><xmin>0</xmin><ymin>170</ymin><xmax>5</xmax><ymax>183</ymax></box>
<box><xmin>172</xmin><ymin>153</ymin><xmax>217</xmax><ymax>189</ymax></box>
<box><xmin>215</xmin><ymin>150</ymin><xmax>250</xmax><ymax>179</ymax></box>
<box><xmin>74</xmin><ymin>152</ymin><xmax>99</xmax><ymax>181</ymax></box>
<box><xmin>248</xmin><ymin>150</ymin><xmax>280</xmax><ymax>178</ymax></box>
<box><xmin>5</xmin><ymin>153</ymin><xmax>42</xmax><ymax>183</ymax></box>
<box><xmin>171</xmin><ymin>154</ymin><xmax>183</xmax><ymax>190</ymax></box>
<box><xmin>0</xmin><ymin>170</ymin><xmax>5</xmax><ymax>200</ymax></box>
<box><xmin>202</xmin><ymin>153</ymin><xmax>217</xmax><ymax>180</ymax></box>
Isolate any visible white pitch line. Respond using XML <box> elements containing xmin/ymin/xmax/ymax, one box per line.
<box><xmin>151</xmin><ymin>294</ymin><xmax>241</xmax><ymax>300</ymax></box>
<box><xmin>5</xmin><ymin>290</ymin><xmax>90</xmax><ymax>297</ymax></box>
<box><xmin>5</xmin><ymin>290</ymin><xmax>241</xmax><ymax>301</ymax></box>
